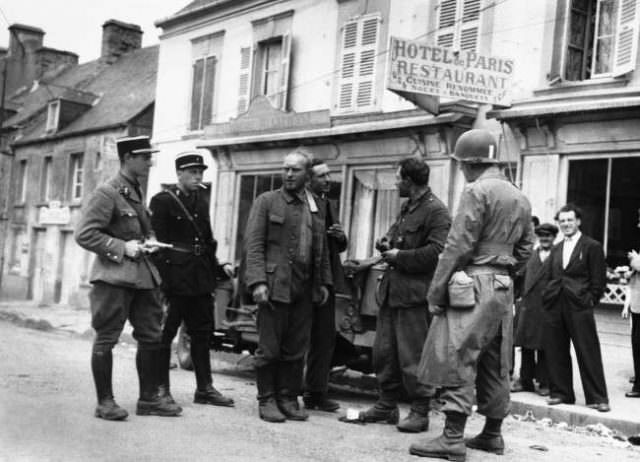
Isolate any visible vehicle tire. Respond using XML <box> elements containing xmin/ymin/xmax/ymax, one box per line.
<box><xmin>176</xmin><ymin>322</ymin><xmax>193</xmax><ymax>371</ymax></box>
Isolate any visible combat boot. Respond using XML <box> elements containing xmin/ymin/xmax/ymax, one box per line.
<box><xmin>194</xmin><ymin>384</ymin><xmax>235</xmax><ymax>407</ymax></box>
<box><xmin>277</xmin><ymin>395</ymin><xmax>309</xmax><ymax>421</ymax></box>
<box><xmin>191</xmin><ymin>334</ymin><xmax>234</xmax><ymax>407</ymax></box>
<box><xmin>409</xmin><ymin>411</ymin><xmax>467</xmax><ymax>461</ymax></box>
<box><xmin>257</xmin><ymin>364</ymin><xmax>285</xmax><ymax>423</ymax></box>
<box><xmin>303</xmin><ymin>392</ymin><xmax>340</xmax><ymax>412</ymax></box>
<box><xmin>135</xmin><ymin>347</ymin><xmax>182</xmax><ymax>417</ymax></box>
<box><xmin>91</xmin><ymin>348</ymin><xmax>128</xmax><ymax>421</ymax></box>
<box><xmin>397</xmin><ymin>410</ymin><xmax>429</xmax><ymax>433</ymax></box>
<box><xmin>359</xmin><ymin>403</ymin><xmax>400</xmax><ymax>424</ymax></box>
<box><xmin>465</xmin><ymin>417</ymin><xmax>505</xmax><ymax>455</ymax></box>
<box><xmin>158</xmin><ymin>346</ymin><xmax>182</xmax><ymax>412</ymax></box>
<box><xmin>259</xmin><ymin>397</ymin><xmax>286</xmax><ymax>423</ymax></box>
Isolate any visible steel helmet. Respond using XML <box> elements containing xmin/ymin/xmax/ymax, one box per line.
<box><xmin>452</xmin><ymin>129</ymin><xmax>500</xmax><ymax>164</ymax></box>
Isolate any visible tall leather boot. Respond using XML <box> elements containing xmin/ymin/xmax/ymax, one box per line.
<box><xmin>397</xmin><ymin>398</ymin><xmax>430</xmax><ymax>433</ymax></box>
<box><xmin>91</xmin><ymin>348</ymin><xmax>128</xmax><ymax>421</ymax></box>
<box><xmin>276</xmin><ymin>360</ymin><xmax>308</xmax><ymax>421</ymax></box>
<box><xmin>158</xmin><ymin>346</ymin><xmax>182</xmax><ymax>412</ymax></box>
<box><xmin>257</xmin><ymin>363</ymin><xmax>285</xmax><ymax>423</ymax></box>
<box><xmin>466</xmin><ymin>417</ymin><xmax>505</xmax><ymax>455</ymax></box>
<box><xmin>409</xmin><ymin>411</ymin><xmax>467</xmax><ymax>461</ymax></box>
<box><xmin>191</xmin><ymin>334</ymin><xmax>234</xmax><ymax>407</ymax></box>
<box><xmin>136</xmin><ymin>347</ymin><xmax>182</xmax><ymax>417</ymax></box>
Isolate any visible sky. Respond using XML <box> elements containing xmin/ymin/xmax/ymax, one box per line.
<box><xmin>0</xmin><ymin>0</ymin><xmax>191</xmax><ymax>63</ymax></box>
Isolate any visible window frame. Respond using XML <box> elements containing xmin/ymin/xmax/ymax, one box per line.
<box><xmin>45</xmin><ymin>100</ymin><xmax>60</xmax><ymax>133</ymax></box>
<box><xmin>68</xmin><ymin>153</ymin><xmax>84</xmax><ymax>202</ymax></box>
<box><xmin>40</xmin><ymin>156</ymin><xmax>53</xmax><ymax>203</ymax></box>
<box><xmin>16</xmin><ymin>159</ymin><xmax>28</xmax><ymax>204</ymax></box>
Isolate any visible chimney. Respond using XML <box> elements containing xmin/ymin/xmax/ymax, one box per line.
<box><xmin>101</xmin><ymin>20</ymin><xmax>142</xmax><ymax>64</ymax></box>
<box><xmin>8</xmin><ymin>24</ymin><xmax>44</xmax><ymax>57</ymax></box>
<box><xmin>4</xmin><ymin>24</ymin><xmax>45</xmax><ymax>98</ymax></box>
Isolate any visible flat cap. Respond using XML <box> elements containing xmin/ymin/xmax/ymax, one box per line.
<box><xmin>535</xmin><ymin>223</ymin><xmax>559</xmax><ymax>236</ymax></box>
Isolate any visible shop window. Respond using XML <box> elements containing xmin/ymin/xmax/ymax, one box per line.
<box><xmin>40</xmin><ymin>156</ymin><xmax>52</xmax><ymax>202</ymax></box>
<box><xmin>335</xmin><ymin>14</ymin><xmax>381</xmax><ymax>113</ymax></box>
<box><xmin>16</xmin><ymin>159</ymin><xmax>27</xmax><ymax>204</ymax></box>
<box><xmin>348</xmin><ymin>168</ymin><xmax>402</xmax><ymax>259</ymax></box>
<box><xmin>566</xmin><ymin>156</ymin><xmax>640</xmax><ymax>268</ymax></box>
<box><xmin>550</xmin><ymin>0</ymin><xmax>640</xmax><ymax>82</ymax></box>
<box><xmin>68</xmin><ymin>153</ymin><xmax>84</xmax><ymax>202</ymax></box>
<box><xmin>190</xmin><ymin>34</ymin><xmax>221</xmax><ymax>131</ymax></box>
<box><xmin>436</xmin><ymin>0</ymin><xmax>481</xmax><ymax>51</ymax></box>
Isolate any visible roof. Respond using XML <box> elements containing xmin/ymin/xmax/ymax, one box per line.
<box><xmin>155</xmin><ymin>0</ymin><xmax>252</xmax><ymax>28</ymax></box>
<box><xmin>6</xmin><ymin>45</ymin><xmax>158</xmax><ymax>144</ymax></box>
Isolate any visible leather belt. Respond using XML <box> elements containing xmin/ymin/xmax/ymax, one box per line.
<box><xmin>170</xmin><ymin>244</ymin><xmax>207</xmax><ymax>256</ymax></box>
<box><xmin>465</xmin><ymin>265</ymin><xmax>510</xmax><ymax>276</ymax></box>
<box><xmin>476</xmin><ymin>242</ymin><xmax>514</xmax><ymax>255</ymax></box>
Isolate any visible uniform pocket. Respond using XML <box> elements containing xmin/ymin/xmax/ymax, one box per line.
<box><xmin>493</xmin><ymin>274</ymin><xmax>512</xmax><ymax>291</ymax></box>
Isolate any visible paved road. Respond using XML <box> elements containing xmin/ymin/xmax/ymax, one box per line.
<box><xmin>1</xmin><ymin>321</ymin><xmax>639</xmax><ymax>462</ymax></box>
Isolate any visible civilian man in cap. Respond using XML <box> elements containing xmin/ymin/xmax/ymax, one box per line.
<box><xmin>149</xmin><ymin>151</ymin><xmax>235</xmax><ymax>409</ymax></box>
<box><xmin>511</xmin><ymin>223</ymin><xmax>558</xmax><ymax>396</ymax></box>
<box><xmin>359</xmin><ymin>156</ymin><xmax>451</xmax><ymax>433</ymax></box>
<box><xmin>541</xmin><ymin>204</ymin><xmax>609</xmax><ymax>412</ymax></box>
<box><xmin>410</xmin><ymin>129</ymin><xmax>533</xmax><ymax>460</ymax></box>
<box><xmin>75</xmin><ymin>135</ymin><xmax>182</xmax><ymax>420</ymax></box>
<box><xmin>244</xmin><ymin>147</ymin><xmax>332</xmax><ymax>422</ymax></box>
<box><xmin>303</xmin><ymin>159</ymin><xmax>347</xmax><ymax>412</ymax></box>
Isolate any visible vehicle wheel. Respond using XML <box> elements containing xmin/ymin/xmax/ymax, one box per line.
<box><xmin>176</xmin><ymin>322</ymin><xmax>193</xmax><ymax>370</ymax></box>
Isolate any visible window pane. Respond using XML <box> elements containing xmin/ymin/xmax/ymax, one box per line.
<box><xmin>598</xmin><ymin>0</ymin><xmax>617</xmax><ymax>35</ymax></box>
<box><xmin>566</xmin><ymin>158</ymin><xmax>608</xmax><ymax>244</ymax></box>
<box><xmin>569</xmin><ymin>10</ymin><xmax>587</xmax><ymax>47</ymax></box>
<box><xmin>608</xmin><ymin>158</ymin><xmax>640</xmax><ymax>268</ymax></box>
<box><xmin>594</xmin><ymin>36</ymin><xmax>614</xmax><ymax>74</ymax></box>
<box><xmin>566</xmin><ymin>48</ymin><xmax>585</xmax><ymax>80</ymax></box>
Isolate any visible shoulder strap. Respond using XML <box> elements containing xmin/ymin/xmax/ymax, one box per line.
<box><xmin>165</xmin><ymin>188</ymin><xmax>205</xmax><ymax>241</ymax></box>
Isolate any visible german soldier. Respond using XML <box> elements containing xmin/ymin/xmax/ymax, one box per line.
<box><xmin>149</xmin><ymin>151</ymin><xmax>234</xmax><ymax>408</ymax></box>
<box><xmin>75</xmin><ymin>136</ymin><xmax>182</xmax><ymax>420</ymax></box>
<box><xmin>359</xmin><ymin>156</ymin><xmax>451</xmax><ymax>433</ymax></box>
<box><xmin>410</xmin><ymin>129</ymin><xmax>534</xmax><ymax>460</ymax></box>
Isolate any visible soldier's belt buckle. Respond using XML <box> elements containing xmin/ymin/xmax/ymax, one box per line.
<box><xmin>193</xmin><ymin>244</ymin><xmax>203</xmax><ymax>256</ymax></box>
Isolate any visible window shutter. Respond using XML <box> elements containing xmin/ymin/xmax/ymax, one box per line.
<box><xmin>237</xmin><ymin>46</ymin><xmax>254</xmax><ymax>115</ymax></box>
<box><xmin>337</xmin><ymin>20</ymin><xmax>359</xmax><ymax>111</ymax></box>
<box><xmin>613</xmin><ymin>0</ymin><xmax>640</xmax><ymax>76</ymax></box>
<box><xmin>356</xmin><ymin>15</ymin><xmax>380</xmax><ymax>109</ymax></box>
<box><xmin>202</xmin><ymin>56</ymin><xmax>216</xmax><ymax>127</ymax></box>
<box><xmin>437</xmin><ymin>0</ymin><xmax>457</xmax><ymax>48</ymax></box>
<box><xmin>437</xmin><ymin>0</ymin><xmax>480</xmax><ymax>52</ymax></box>
<box><xmin>459</xmin><ymin>0</ymin><xmax>480</xmax><ymax>51</ymax></box>
<box><xmin>277</xmin><ymin>33</ymin><xmax>292</xmax><ymax>111</ymax></box>
<box><xmin>190</xmin><ymin>58</ymin><xmax>205</xmax><ymax>130</ymax></box>
<box><xmin>548</xmin><ymin>0</ymin><xmax>570</xmax><ymax>83</ymax></box>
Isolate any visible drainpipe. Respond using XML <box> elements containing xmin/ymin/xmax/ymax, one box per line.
<box><xmin>0</xmin><ymin>62</ymin><xmax>15</xmax><ymax>294</ymax></box>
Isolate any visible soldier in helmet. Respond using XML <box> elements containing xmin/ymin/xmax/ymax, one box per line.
<box><xmin>409</xmin><ymin>129</ymin><xmax>534</xmax><ymax>460</ymax></box>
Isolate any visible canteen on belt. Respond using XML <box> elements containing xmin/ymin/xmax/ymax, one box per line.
<box><xmin>448</xmin><ymin>271</ymin><xmax>475</xmax><ymax>309</ymax></box>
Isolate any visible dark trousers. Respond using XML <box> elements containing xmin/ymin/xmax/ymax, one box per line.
<box><xmin>373</xmin><ymin>303</ymin><xmax>430</xmax><ymax>409</ymax></box>
<box><xmin>520</xmin><ymin>348</ymin><xmax>548</xmax><ymax>387</ymax></box>
<box><xmin>545</xmin><ymin>298</ymin><xmax>608</xmax><ymax>404</ymax></box>
<box><xmin>305</xmin><ymin>293</ymin><xmax>336</xmax><ymax>395</ymax></box>
<box><xmin>439</xmin><ymin>332</ymin><xmax>511</xmax><ymax>419</ymax></box>
<box><xmin>632</xmin><ymin>313</ymin><xmax>640</xmax><ymax>391</ymax></box>
<box><xmin>90</xmin><ymin>282</ymin><xmax>163</xmax><ymax>350</ymax></box>
<box><xmin>254</xmin><ymin>293</ymin><xmax>313</xmax><ymax>398</ymax></box>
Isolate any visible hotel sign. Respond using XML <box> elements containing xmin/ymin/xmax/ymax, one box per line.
<box><xmin>387</xmin><ymin>36</ymin><xmax>515</xmax><ymax>107</ymax></box>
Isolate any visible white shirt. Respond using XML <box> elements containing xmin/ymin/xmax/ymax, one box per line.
<box><xmin>562</xmin><ymin>231</ymin><xmax>582</xmax><ymax>269</ymax></box>
<box><xmin>538</xmin><ymin>249</ymin><xmax>550</xmax><ymax>263</ymax></box>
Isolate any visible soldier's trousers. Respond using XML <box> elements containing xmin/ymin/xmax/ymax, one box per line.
<box><xmin>304</xmin><ymin>292</ymin><xmax>336</xmax><ymax>395</ymax></box>
<box><xmin>436</xmin><ymin>331</ymin><xmax>511</xmax><ymax>419</ymax></box>
<box><xmin>373</xmin><ymin>303</ymin><xmax>431</xmax><ymax>409</ymax></box>
<box><xmin>161</xmin><ymin>294</ymin><xmax>214</xmax><ymax>343</ymax></box>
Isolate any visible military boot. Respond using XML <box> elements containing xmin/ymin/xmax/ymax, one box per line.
<box><xmin>277</xmin><ymin>395</ymin><xmax>309</xmax><ymax>421</ymax></box>
<box><xmin>158</xmin><ymin>346</ymin><xmax>182</xmax><ymax>412</ymax></box>
<box><xmin>135</xmin><ymin>347</ymin><xmax>182</xmax><ymax>417</ymax></box>
<box><xmin>191</xmin><ymin>335</ymin><xmax>234</xmax><ymax>407</ymax></box>
<box><xmin>465</xmin><ymin>417</ymin><xmax>505</xmax><ymax>455</ymax></box>
<box><xmin>91</xmin><ymin>348</ymin><xmax>128</xmax><ymax>421</ymax></box>
<box><xmin>397</xmin><ymin>410</ymin><xmax>429</xmax><ymax>433</ymax></box>
<box><xmin>409</xmin><ymin>411</ymin><xmax>467</xmax><ymax>461</ymax></box>
<box><xmin>303</xmin><ymin>392</ymin><xmax>340</xmax><ymax>412</ymax></box>
<box><xmin>257</xmin><ymin>364</ymin><xmax>285</xmax><ymax>423</ymax></box>
<box><xmin>359</xmin><ymin>403</ymin><xmax>400</xmax><ymax>424</ymax></box>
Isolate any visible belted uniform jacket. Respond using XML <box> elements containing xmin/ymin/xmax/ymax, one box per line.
<box><xmin>244</xmin><ymin>187</ymin><xmax>332</xmax><ymax>304</ymax></box>
<box><xmin>149</xmin><ymin>186</ymin><xmax>220</xmax><ymax>296</ymax></box>
<box><xmin>378</xmin><ymin>188</ymin><xmax>451</xmax><ymax>308</ymax></box>
<box><xmin>419</xmin><ymin>169</ymin><xmax>533</xmax><ymax>386</ymax></box>
<box><xmin>75</xmin><ymin>172</ymin><xmax>161</xmax><ymax>289</ymax></box>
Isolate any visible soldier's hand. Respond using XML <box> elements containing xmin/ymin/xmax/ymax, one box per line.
<box><xmin>124</xmin><ymin>240</ymin><xmax>142</xmax><ymax>258</ymax></box>
<box><xmin>140</xmin><ymin>239</ymin><xmax>161</xmax><ymax>254</ymax></box>
<box><xmin>319</xmin><ymin>285</ymin><xmax>330</xmax><ymax>306</ymax></box>
<box><xmin>381</xmin><ymin>248</ymin><xmax>399</xmax><ymax>264</ymax></box>
<box><xmin>252</xmin><ymin>284</ymin><xmax>269</xmax><ymax>304</ymax></box>
<box><xmin>429</xmin><ymin>304</ymin><xmax>445</xmax><ymax>315</ymax></box>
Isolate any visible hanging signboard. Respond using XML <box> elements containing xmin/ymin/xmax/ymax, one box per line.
<box><xmin>387</xmin><ymin>36</ymin><xmax>515</xmax><ymax>108</ymax></box>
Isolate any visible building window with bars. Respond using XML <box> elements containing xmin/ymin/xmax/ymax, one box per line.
<box><xmin>436</xmin><ymin>0</ymin><xmax>481</xmax><ymax>52</ymax></box>
<box><xmin>335</xmin><ymin>14</ymin><xmax>381</xmax><ymax>114</ymax></box>
<box><xmin>68</xmin><ymin>153</ymin><xmax>84</xmax><ymax>202</ymax></box>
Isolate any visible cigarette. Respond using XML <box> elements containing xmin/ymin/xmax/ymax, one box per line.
<box><xmin>198</xmin><ymin>183</ymin><xmax>207</xmax><ymax>189</ymax></box>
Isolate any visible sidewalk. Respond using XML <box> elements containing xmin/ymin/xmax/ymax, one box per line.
<box><xmin>1</xmin><ymin>300</ymin><xmax>639</xmax><ymax>437</ymax></box>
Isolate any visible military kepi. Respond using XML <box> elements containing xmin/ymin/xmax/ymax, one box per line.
<box><xmin>175</xmin><ymin>151</ymin><xmax>208</xmax><ymax>170</ymax></box>
<box><xmin>116</xmin><ymin>135</ymin><xmax>159</xmax><ymax>158</ymax></box>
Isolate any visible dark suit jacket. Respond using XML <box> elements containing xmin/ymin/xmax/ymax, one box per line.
<box><xmin>75</xmin><ymin>172</ymin><xmax>160</xmax><ymax>289</ymax></box>
<box><xmin>515</xmin><ymin>249</ymin><xmax>550</xmax><ymax>349</ymax></box>
<box><xmin>542</xmin><ymin>234</ymin><xmax>606</xmax><ymax>311</ymax></box>
<box><xmin>320</xmin><ymin>196</ymin><xmax>348</xmax><ymax>295</ymax></box>
<box><xmin>244</xmin><ymin>188</ymin><xmax>332</xmax><ymax>304</ymax></box>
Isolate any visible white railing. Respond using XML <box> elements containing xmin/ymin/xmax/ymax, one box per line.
<box><xmin>601</xmin><ymin>283</ymin><xmax>626</xmax><ymax>305</ymax></box>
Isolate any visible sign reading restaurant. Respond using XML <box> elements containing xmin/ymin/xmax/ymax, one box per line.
<box><xmin>387</xmin><ymin>36</ymin><xmax>515</xmax><ymax>107</ymax></box>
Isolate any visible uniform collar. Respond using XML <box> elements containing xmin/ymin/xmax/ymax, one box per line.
<box><xmin>475</xmin><ymin>167</ymin><xmax>507</xmax><ymax>183</ymax></box>
<box><xmin>281</xmin><ymin>187</ymin><xmax>305</xmax><ymax>203</ymax></box>
<box><xmin>404</xmin><ymin>187</ymin><xmax>431</xmax><ymax>213</ymax></box>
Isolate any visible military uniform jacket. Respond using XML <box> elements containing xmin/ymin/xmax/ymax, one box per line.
<box><xmin>75</xmin><ymin>172</ymin><xmax>161</xmax><ymax>289</ymax></box>
<box><xmin>149</xmin><ymin>186</ymin><xmax>219</xmax><ymax>296</ymax></box>
<box><xmin>514</xmin><ymin>249</ymin><xmax>550</xmax><ymax>349</ymax></box>
<box><xmin>244</xmin><ymin>188</ymin><xmax>332</xmax><ymax>304</ymax></box>
<box><xmin>378</xmin><ymin>188</ymin><xmax>451</xmax><ymax>308</ymax></box>
<box><xmin>419</xmin><ymin>169</ymin><xmax>534</xmax><ymax>387</ymax></box>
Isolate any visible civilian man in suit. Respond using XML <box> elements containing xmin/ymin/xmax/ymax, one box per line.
<box><xmin>75</xmin><ymin>136</ymin><xmax>182</xmax><ymax>420</ymax></box>
<box><xmin>149</xmin><ymin>152</ymin><xmax>234</xmax><ymax>409</ymax></box>
<box><xmin>244</xmin><ymin>147</ymin><xmax>332</xmax><ymax>423</ymax></box>
<box><xmin>303</xmin><ymin>159</ymin><xmax>347</xmax><ymax>412</ymax></box>
<box><xmin>542</xmin><ymin>204</ymin><xmax>609</xmax><ymax>412</ymax></box>
<box><xmin>511</xmin><ymin>223</ymin><xmax>558</xmax><ymax>396</ymax></box>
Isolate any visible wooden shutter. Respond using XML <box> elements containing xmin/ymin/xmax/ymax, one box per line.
<box><xmin>336</xmin><ymin>14</ymin><xmax>380</xmax><ymax>113</ymax></box>
<box><xmin>459</xmin><ymin>0</ymin><xmax>480</xmax><ymax>51</ymax></box>
<box><xmin>237</xmin><ymin>46</ymin><xmax>253</xmax><ymax>115</ymax></box>
<box><xmin>277</xmin><ymin>33</ymin><xmax>292</xmax><ymax>111</ymax></box>
<box><xmin>548</xmin><ymin>0</ymin><xmax>570</xmax><ymax>83</ymax></box>
<box><xmin>613</xmin><ymin>0</ymin><xmax>640</xmax><ymax>76</ymax></box>
<box><xmin>436</xmin><ymin>0</ymin><xmax>457</xmax><ymax>48</ymax></box>
<box><xmin>201</xmin><ymin>56</ymin><xmax>216</xmax><ymax>127</ymax></box>
<box><xmin>436</xmin><ymin>0</ymin><xmax>480</xmax><ymax>51</ymax></box>
<box><xmin>190</xmin><ymin>58</ymin><xmax>205</xmax><ymax>130</ymax></box>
